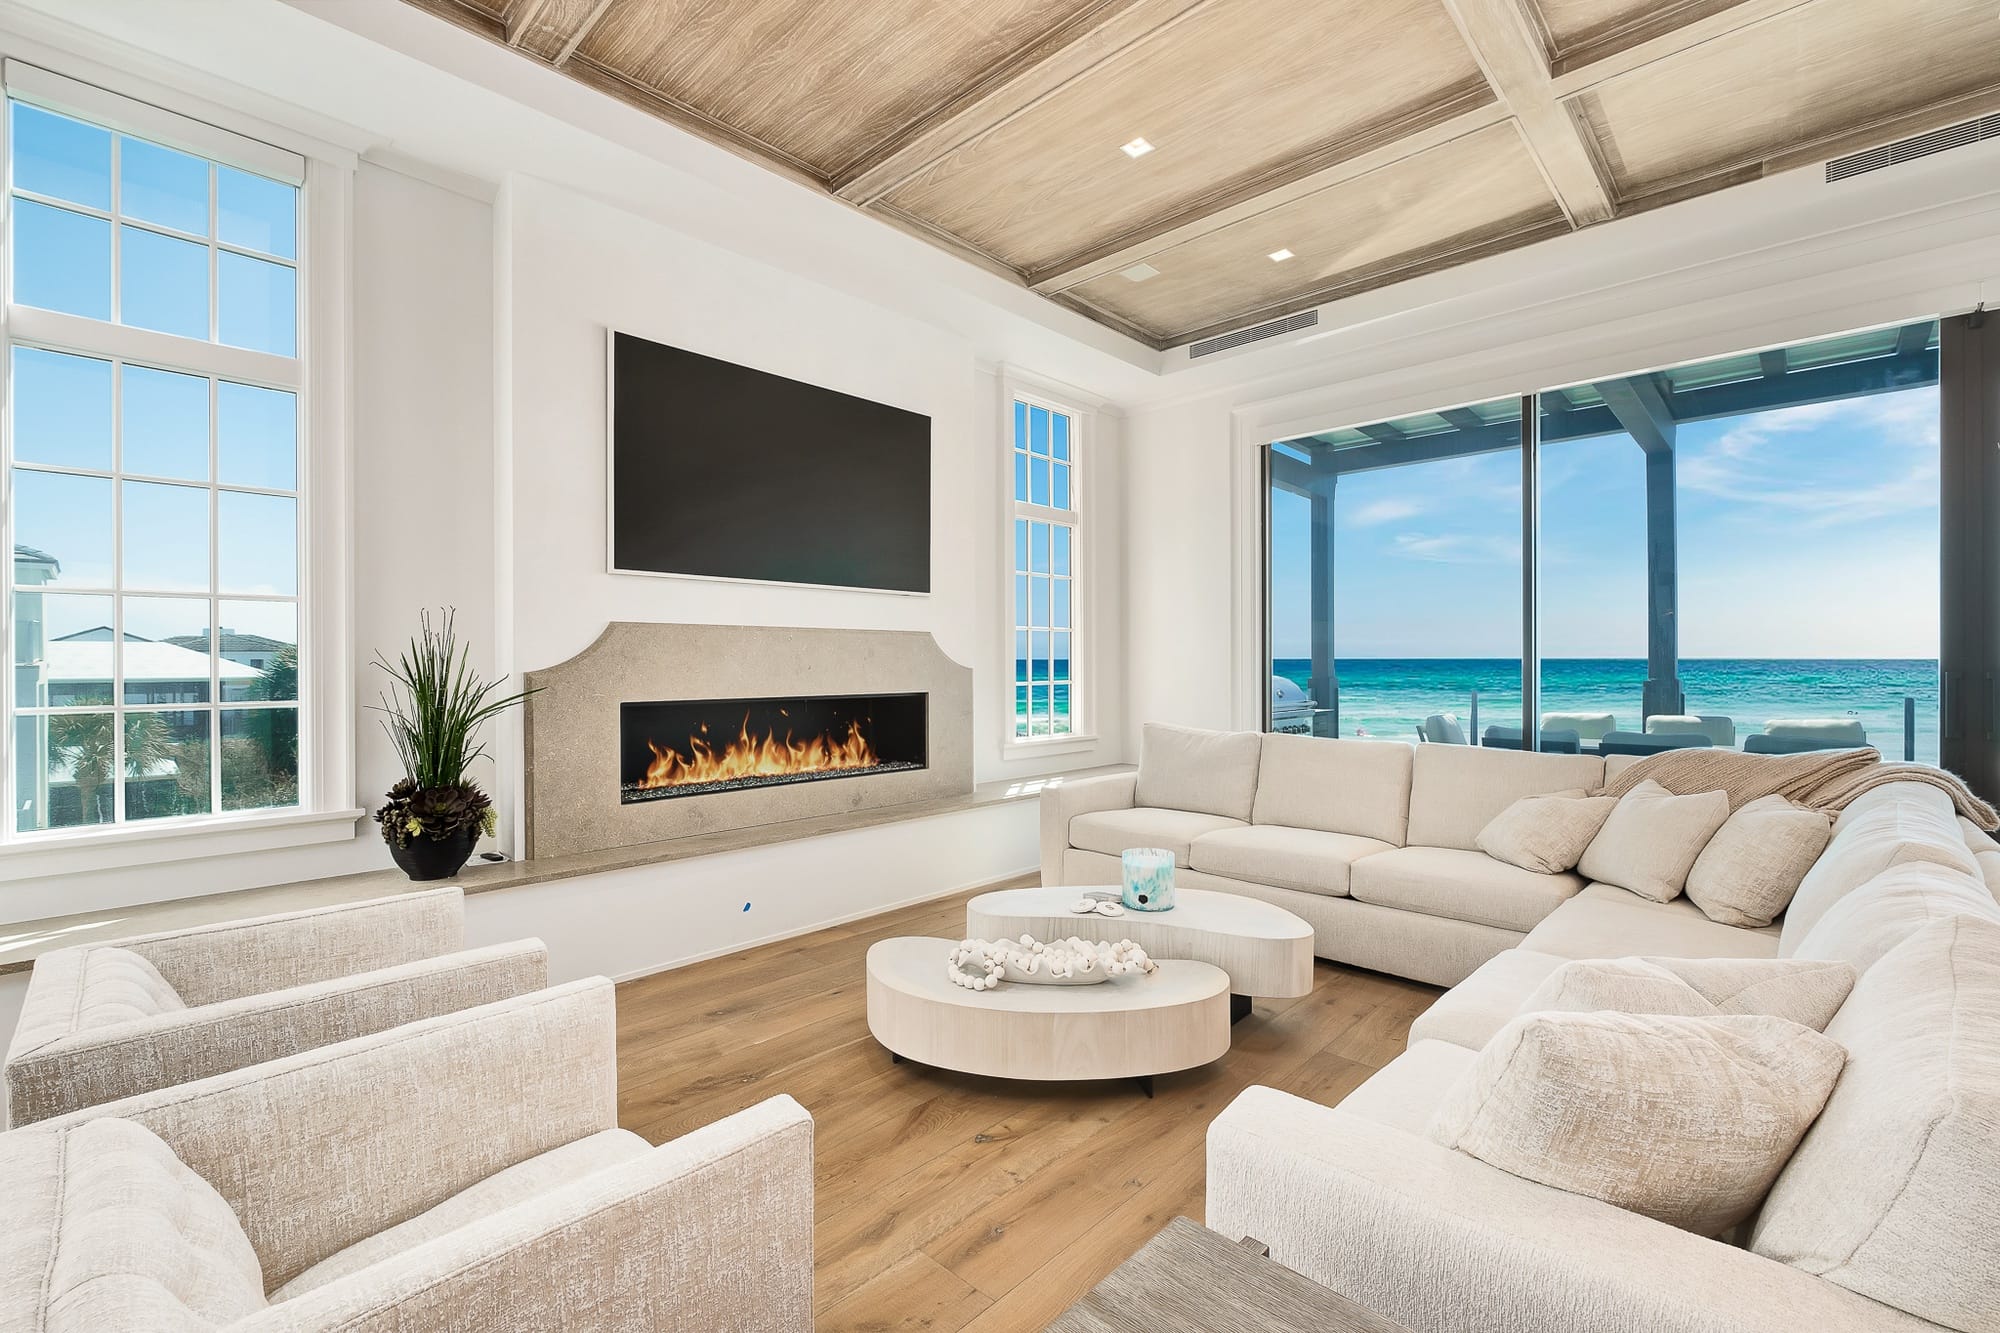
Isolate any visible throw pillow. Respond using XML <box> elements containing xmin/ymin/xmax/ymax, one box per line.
<box><xmin>1475</xmin><ymin>789</ymin><xmax>1617</xmax><ymax>874</ymax></box>
<box><xmin>1429</xmin><ymin>1010</ymin><xmax>1847</xmax><ymax>1237</ymax></box>
<box><xmin>1133</xmin><ymin>722</ymin><xmax>1262</xmax><ymax>822</ymax></box>
<box><xmin>1685</xmin><ymin>795</ymin><xmax>1833</xmax><ymax>928</ymax></box>
<box><xmin>1524</xmin><ymin>956</ymin><xmax>1856</xmax><ymax>1032</ymax></box>
<box><xmin>1576</xmin><ymin>779</ymin><xmax>1730</xmax><ymax>903</ymax></box>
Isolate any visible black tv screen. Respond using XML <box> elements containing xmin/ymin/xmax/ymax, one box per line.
<box><xmin>609</xmin><ymin>331</ymin><xmax>932</xmax><ymax>593</ymax></box>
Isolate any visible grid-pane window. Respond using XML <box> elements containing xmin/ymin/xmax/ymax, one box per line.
<box><xmin>1011</xmin><ymin>397</ymin><xmax>1078</xmax><ymax>740</ymax></box>
<box><xmin>7</xmin><ymin>98</ymin><xmax>303</xmax><ymax>834</ymax></box>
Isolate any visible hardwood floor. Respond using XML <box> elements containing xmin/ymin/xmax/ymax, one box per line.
<box><xmin>613</xmin><ymin>876</ymin><xmax>1441</xmax><ymax>1331</ymax></box>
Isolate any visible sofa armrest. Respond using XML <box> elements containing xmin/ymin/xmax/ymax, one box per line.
<box><xmin>237</xmin><ymin>1095</ymin><xmax>814</xmax><ymax>1332</ymax></box>
<box><xmin>120</xmin><ymin>887</ymin><xmax>465</xmax><ymax>1005</ymax></box>
<box><xmin>5</xmin><ymin>939</ymin><xmax>548</xmax><ymax>1126</ymax></box>
<box><xmin>1207</xmin><ymin>1087</ymin><xmax>1938</xmax><ymax>1333</ymax></box>
<box><xmin>1040</xmin><ymin>770</ymin><xmax>1138</xmax><ymax>885</ymax></box>
<box><xmin>39</xmin><ymin>977</ymin><xmax>618</xmax><ymax>1291</ymax></box>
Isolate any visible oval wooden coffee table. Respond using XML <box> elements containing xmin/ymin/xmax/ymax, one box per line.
<box><xmin>866</xmin><ymin>936</ymin><xmax>1230</xmax><ymax>1096</ymax></box>
<box><xmin>967</xmin><ymin>885</ymin><xmax>1313</xmax><ymax>1022</ymax></box>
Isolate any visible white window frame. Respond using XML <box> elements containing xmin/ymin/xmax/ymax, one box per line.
<box><xmin>0</xmin><ymin>62</ymin><xmax>359</xmax><ymax>884</ymax></box>
<box><xmin>1002</xmin><ymin>372</ymin><xmax>1097</xmax><ymax>758</ymax></box>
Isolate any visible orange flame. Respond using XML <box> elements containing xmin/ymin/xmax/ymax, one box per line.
<box><xmin>638</xmin><ymin>714</ymin><xmax>880</xmax><ymax>790</ymax></box>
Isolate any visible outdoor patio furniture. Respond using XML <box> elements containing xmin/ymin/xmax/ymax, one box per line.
<box><xmin>1646</xmin><ymin>713</ymin><xmax>1737</xmax><ymax>747</ymax></box>
<box><xmin>1480</xmin><ymin>725</ymin><xmax>1582</xmax><ymax>754</ymax></box>
<box><xmin>1540</xmin><ymin>711</ymin><xmax>1616</xmax><ymax>742</ymax></box>
<box><xmin>1420</xmin><ymin>713</ymin><xmax>1468</xmax><ymax>745</ymax></box>
<box><xmin>1596</xmin><ymin>730</ymin><xmax>1712</xmax><ymax>756</ymax></box>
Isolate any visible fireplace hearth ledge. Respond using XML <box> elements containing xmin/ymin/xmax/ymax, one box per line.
<box><xmin>0</xmin><ymin>764</ymin><xmax>1134</xmax><ymax>978</ymax></box>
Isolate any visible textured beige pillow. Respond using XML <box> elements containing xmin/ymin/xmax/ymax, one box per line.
<box><xmin>1475</xmin><ymin>789</ymin><xmax>1617</xmax><ymax>874</ymax></box>
<box><xmin>1684</xmin><ymin>795</ymin><xmax>1832</xmax><ymax>928</ymax></box>
<box><xmin>1430</xmin><ymin>1010</ymin><xmax>1847</xmax><ymax>1236</ymax></box>
<box><xmin>1524</xmin><ymin>956</ymin><xmax>1856</xmax><ymax>1032</ymax></box>
<box><xmin>1577</xmin><ymin>779</ymin><xmax>1730</xmax><ymax>903</ymax></box>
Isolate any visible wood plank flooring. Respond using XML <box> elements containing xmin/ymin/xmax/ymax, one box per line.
<box><xmin>613</xmin><ymin>877</ymin><xmax>1441</xmax><ymax>1331</ymax></box>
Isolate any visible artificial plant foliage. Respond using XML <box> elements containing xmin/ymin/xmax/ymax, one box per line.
<box><xmin>371</xmin><ymin>609</ymin><xmax>533</xmax><ymax>848</ymax></box>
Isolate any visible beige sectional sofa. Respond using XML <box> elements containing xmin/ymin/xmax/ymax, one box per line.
<box><xmin>1044</xmin><ymin>724</ymin><xmax>1635</xmax><ymax>986</ymax></box>
<box><xmin>1197</xmin><ymin>761</ymin><xmax>2000</xmax><ymax>1329</ymax></box>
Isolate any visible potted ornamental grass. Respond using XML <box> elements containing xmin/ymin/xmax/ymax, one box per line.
<box><xmin>373</xmin><ymin>610</ymin><xmax>535</xmax><ymax>881</ymax></box>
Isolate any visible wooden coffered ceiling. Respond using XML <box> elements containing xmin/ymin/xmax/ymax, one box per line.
<box><xmin>403</xmin><ymin>0</ymin><xmax>2000</xmax><ymax>349</ymax></box>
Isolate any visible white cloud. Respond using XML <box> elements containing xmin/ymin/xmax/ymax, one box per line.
<box><xmin>1391</xmin><ymin>532</ymin><xmax>1521</xmax><ymax>565</ymax></box>
<box><xmin>1676</xmin><ymin>387</ymin><xmax>1939</xmax><ymax>527</ymax></box>
<box><xmin>1348</xmin><ymin>498</ymin><xmax>1422</xmax><ymax>526</ymax></box>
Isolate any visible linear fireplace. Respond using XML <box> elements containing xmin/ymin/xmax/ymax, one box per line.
<box><xmin>619</xmin><ymin>692</ymin><xmax>928</xmax><ymax>804</ymax></box>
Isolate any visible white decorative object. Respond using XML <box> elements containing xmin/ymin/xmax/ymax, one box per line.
<box><xmin>944</xmin><ymin>935</ymin><xmax>1156</xmax><ymax>990</ymax></box>
<box><xmin>1069</xmin><ymin>897</ymin><xmax>1126</xmax><ymax>917</ymax></box>
<box><xmin>968</xmin><ymin>885</ymin><xmax>1315</xmax><ymax>999</ymax></box>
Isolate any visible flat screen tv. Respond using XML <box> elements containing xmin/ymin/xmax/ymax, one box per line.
<box><xmin>608</xmin><ymin>331</ymin><xmax>932</xmax><ymax>593</ymax></box>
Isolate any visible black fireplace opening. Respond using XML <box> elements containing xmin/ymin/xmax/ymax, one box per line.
<box><xmin>619</xmin><ymin>692</ymin><xmax>927</xmax><ymax>803</ymax></box>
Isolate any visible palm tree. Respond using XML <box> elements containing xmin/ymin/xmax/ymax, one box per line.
<box><xmin>48</xmin><ymin>704</ymin><xmax>178</xmax><ymax>824</ymax></box>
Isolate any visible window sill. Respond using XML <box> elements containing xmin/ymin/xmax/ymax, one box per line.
<box><xmin>1001</xmin><ymin>733</ymin><xmax>1102</xmax><ymax>761</ymax></box>
<box><xmin>0</xmin><ymin>807</ymin><xmax>367</xmax><ymax>884</ymax></box>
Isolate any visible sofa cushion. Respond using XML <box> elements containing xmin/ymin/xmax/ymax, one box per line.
<box><xmin>1333</xmin><ymin>1039</ymin><xmax>1475</xmax><ymax>1134</ymax></box>
<box><xmin>76</xmin><ymin>946</ymin><xmax>186</xmax><ymax>1032</ymax></box>
<box><xmin>1069</xmin><ymin>807</ymin><xmax>1245</xmax><ymax>867</ymax></box>
<box><xmin>1600</xmin><ymin>753</ymin><xmax>1643</xmax><ymax>783</ymax></box>
<box><xmin>1521</xmin><ymin>885</ymin><xmax>1781</xmax><ymax>961</ymax></box>
<box><xmin>1524</xmin><ymin>956</ymin><xmax>1855</xmax><ymax>1032</ymax></box>
<box><xmin>1407</xmin><ymin>950</ymin><xmax>1569</xmax><ymax>1050</ymax></box>
<box><xmin>1781</xmin><ymin>793</ymin><xmax>1979</xmax><ymax>955</ymax></box>
<box><xmin>1959</xmin><ymin>816</ymin><xmax>1998</xmax><ymax>854</ymax></box>
<box><xmin>1134</xmin><ymin>723</ymin><xmax>1261</xmax><ymax>822</ymax></box>
<box><xmin>1189</xmin><ymin>825</ymin><xmax>1393</xmax><ymax>898</ymax></box>
<box><xmin>272</xmin><ymin>1128</ymin><xmax>651</xmax><ymax>1301</ymax></box>
<box><xmin>1350</xmin><ymin>846</ymin><xmax>1583</xmax><ymax>934</ymax></box>
<box><xmin>1576</xmin><ymin>780</ymin><xmax>1729</xmax><ymax>904</ymax></box>
<box><xmin>0</xmin><ymin>1118</ymin><xmax>266</xmax><ymax>1332</ymax></box>
<box><xmin>1250</xmin><ymin>733</ymin><xmax>1412</xmax><ymax>845</ymax></box>
<box><xmin>1475</xmin><ymin>790</ymin><xmax>1615</xmax><ymax>874</ymax></box>
<box><xmin>1430</xmin><ymin>1010</ymin><xmax>1846</xmax><ymax>1237</ymax></box>
<box><xmin>1978</xmin><ymin>850</ymin><xmax>2000</xmax><ymax>898</ymax></box>
<box><xmin>1685</xmin><ymin>795</ymin><xmax>1832</xmax><ymax>928</ymax></box>
<box><xmin>1792</xmin><ymin>860</ymin><xmax>2000</xmax><ymax>974</ymax></box>
<box><xmin>1753</xmin><ymin>916</ymin><xmax>2000</xmax><ymax>1331</ymax></box>
<box><xmin>1405</xmin><ymin>745</ymin><xmax>1606</xmax><ymax>852</ymax></box>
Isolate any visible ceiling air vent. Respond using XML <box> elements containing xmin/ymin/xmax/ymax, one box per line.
<box><xmin>1188</xmin><ymin>310</ymin><xmax>1318</xmax><ymax>359</ymax></box>
<box><xmin>1826</xmin><ymin>114</ymin><xmax>2000</xmax><ymax>183</ymax></box>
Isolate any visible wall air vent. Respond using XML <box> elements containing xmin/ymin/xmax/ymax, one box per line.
<box><xmin>1188</xmin><ymin>310</ymin><xmax>1318</xmax><ymax>358</ymax></box>
<box><xmin>1826</xmin><ymin>114</ymin><xmax>2000</xmax><ymax>183</ymax></box>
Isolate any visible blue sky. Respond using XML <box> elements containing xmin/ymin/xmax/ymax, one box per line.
<box><xmin>1271</xmin><ymin>384</ymin><xmax>1941</xmax><ymax>660</ymax></box>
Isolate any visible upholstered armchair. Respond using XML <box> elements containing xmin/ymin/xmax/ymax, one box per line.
<box><xmin>4</xmin><ymin>887</ymin><xmax>547</xmax><ymax>1126</ymax></box>
<box><xmin>0</xmin><ymin>978</ymin><xmax>815</xmax><ymax>1330</ymax></box>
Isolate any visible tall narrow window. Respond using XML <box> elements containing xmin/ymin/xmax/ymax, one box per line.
<box><xmin>1010</xmin><ymin>394</ymin><xmax>1081</xmax><ymax>741</ymax></box>
<box><xmin>7</xmin><ymin>94</ymin><xmax>304</xmax><ymax>834</ymax></box>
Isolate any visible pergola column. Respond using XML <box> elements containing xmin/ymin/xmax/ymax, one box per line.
<box><xmin>1309</xmin><ymin>475</ymin><xmax>1338</xmax><ymax>737</ymax></box>
<box><xmin>1597</xmin><ymin>375</ymin><xmax>1683</xmax><ymax>722</ymax></box>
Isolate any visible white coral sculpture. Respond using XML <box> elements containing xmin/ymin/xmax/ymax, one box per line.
<box><xmin>944</xmin><ymin>935</ymin><xmax>1157</xmax><ymax>990</ymax></box>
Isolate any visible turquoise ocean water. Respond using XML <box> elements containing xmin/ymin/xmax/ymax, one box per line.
<box><xmin>1270</xmin><ymin>658</ymin><xmax>1940</xmax><ymax>763</ymax></box>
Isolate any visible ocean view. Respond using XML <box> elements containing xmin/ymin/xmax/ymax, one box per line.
<box><xmin>1272</xmin><ymin>658</ymin><xmax>1941</xmax><ymax>762</ymax></box>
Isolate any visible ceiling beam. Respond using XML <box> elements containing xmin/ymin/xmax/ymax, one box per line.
<box><xmin>831</xmin><ymin>0</ymin><xmax>1212</xmax><ymax>205</ymax></box>
<box><xmin>1896</xmin><ymin>322</ymin><xmax>1933</xmax><ymax>357</ymax></box>
<box><xmin>549</xmin><ymin>0</ymin><xmax>616</xmax><ymax>68</ymax></box>
<box><xmin>1759</xmin><ymin>349</ymin><xmax>1789</xmax><ymax>378</ymax></box>
<box><xmin>503</xmin><ymin>0</ymin><xmax>555</xmax><ymax>47</ymax></box>
<box><xmin>1027</xmin><ymin>95</ymin><xmax>1507</xmax><ymax>296</ymax></box>
<box><xmin>1441</xmin><ymin>0</ymin><xmax>1616</xmax><ymax>227</ymax></box>
<box><xmin>1548</xmin><ymin>0</ymin><xmax>1819</xmax><ymax>99</ymax></box>
<box><xmin>1438</xmin><ymin>407</ymin><xmax>1489</xmax><ymax>431</ymax></box>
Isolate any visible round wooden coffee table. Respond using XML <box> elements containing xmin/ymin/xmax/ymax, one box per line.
<box><xmin>865</xmin><ymin>936</ymin><xmax>1230</xmax><ymax>1095</ymax></box>
<box><xmin>967</xmin><ymin>885</ymin><xmax>1313</xmax><ymax>1021</ymax></box>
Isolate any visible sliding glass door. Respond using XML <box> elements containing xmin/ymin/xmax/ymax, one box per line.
<box><xmin>1267</xmin><ymin>399</ymin><xmax>1522</xmax><ymax>746</ymax></box>
<box><xmin>1265</xmin><ymin>316</ymin><xmax>1949</xmax><ymax>770</ymax></box>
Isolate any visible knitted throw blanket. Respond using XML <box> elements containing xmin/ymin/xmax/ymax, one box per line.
<box><xmin>1596</xmin><ymin>746</ymin><xmax>2000</xmax><ymax>832</ymax></box>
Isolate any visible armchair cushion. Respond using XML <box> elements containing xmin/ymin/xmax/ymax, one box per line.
<box><xmin>271</xmin><ymin>1128</ymin><xmax>652</xmax><ymax>1301</ymax></box>
<box><xmin>77</xmin><ymin>946</ymin><xmax>186</xmax><ymax>1030</ymax></box>
<box><xmin>1</xmin><ymin>1117</ymin><xmax>264</xmax><ymax>1332</ymax></box>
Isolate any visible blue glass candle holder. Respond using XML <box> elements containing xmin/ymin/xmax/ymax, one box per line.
<box><xmin>1121</xmin><ymin>847</ymin><xmax>1177</xmax><ymax>912</ymax></box>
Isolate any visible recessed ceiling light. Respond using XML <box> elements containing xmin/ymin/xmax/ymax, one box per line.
<box><xmin>1268</xmin><ymin>248</ymin><xmax>1295</xmax><ymax>262</ymax></box>
<box><xmin>1121</xmin><ymin>261</ymin><xmax>1160</xmax><ymax>283</ymax></box>
<box><xmin>1121</xmin><ymin>137</ymin><xmax>1155</xmax><ymax>159</ymax></box>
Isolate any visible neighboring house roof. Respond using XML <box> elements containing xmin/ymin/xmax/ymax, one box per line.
<box><xmin>13</xmin><ymin>544</ymin><xmax>58</xmax><ymax>566</ymax></box>
<box><xmin>40</xmin><ymin>640</ymin><xmax>260</xmax><ymax>684</ymax></box>
<box><xmin>165</xmin><ymin>632</ymin><xmax>291</xmax><ymax>654</ymax></box>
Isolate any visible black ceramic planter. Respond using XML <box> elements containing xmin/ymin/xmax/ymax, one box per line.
<box><xmin>389</xmin><ymin>826</ymin><xmax>479</xmax><ymax>881</ymax></box>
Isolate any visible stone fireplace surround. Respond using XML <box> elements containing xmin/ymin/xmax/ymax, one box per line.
<box><xmin>522</xmin><ymin>623</ymin><xmax>974</xmax><ymax>860</ymax></box>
